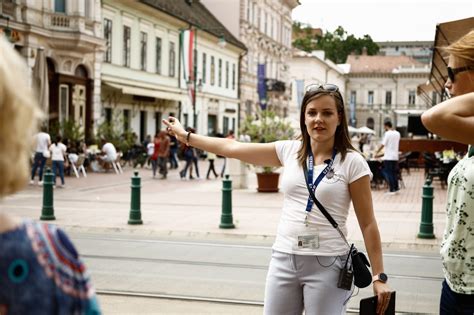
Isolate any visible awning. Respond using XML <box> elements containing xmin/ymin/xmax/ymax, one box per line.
<box><xmin>103</xmin><ymin>81</ymin><xmax>184</xmax><ymax>102</ymax></box>
<box><xmin>418</xmin><ymin>17</ymin><xmax>474</xmax><ymax>105</ymax></box>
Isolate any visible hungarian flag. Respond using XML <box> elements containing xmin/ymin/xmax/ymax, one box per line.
<box><xmin>180</xmin><ymin>29</ymin><xmax>196</xmax><ymax>106</ymax></box>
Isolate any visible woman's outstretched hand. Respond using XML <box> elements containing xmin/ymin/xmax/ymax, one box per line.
<box><xmin>162</xmin><ymin>117</ymin><xmax>186</xmax><ymax>141</ymax></box>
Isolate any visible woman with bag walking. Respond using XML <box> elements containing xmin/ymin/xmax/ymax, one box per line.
<box><xmin>164</xmin><ymin>83</ymin><xmax>391</xmax><ymax>314</ymax></box>
<box><xmin>421</xmin><ymin>30</ymin><xmax>474</xmax><ymax>314</ymax></box>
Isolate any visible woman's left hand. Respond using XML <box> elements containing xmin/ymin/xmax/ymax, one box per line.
<box><xmin>373</xmin><ymin>281</ymin><xmax>392</xmax><ymax>314</ymax></box>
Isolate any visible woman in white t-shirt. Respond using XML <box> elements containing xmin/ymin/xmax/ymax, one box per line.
<box><xmin>163</xmin><ymin>84</ymin><xmax>392</xmax><ymax>314</ymax></box>
<box><xmin>49</xmin><ymin>135</ymin><xmax>67</xmax><ymax>188</ymax></box>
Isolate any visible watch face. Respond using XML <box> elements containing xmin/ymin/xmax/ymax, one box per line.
<box><xmin>380</xmin><ymin>273</ymin><xmax>388</xmax><ymax>282</ymax></box>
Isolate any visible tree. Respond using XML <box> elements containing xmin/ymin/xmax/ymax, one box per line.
<box><xmin>292</xmin><ymin>24</ymin><xmax>379</xmax><ymax>64</ymax></box>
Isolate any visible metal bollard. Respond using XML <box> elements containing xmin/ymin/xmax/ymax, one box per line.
<box><xmin>219</xmin><ymin>175</ymin><xmax>235</xmax><ymax>229</ymax></box>
<box><xmin>128</xmin><ymin>171</ymin><xmax>143</xmax><ymax>225</ymax></box>
<box><xmin>40</xmin><ymin>168</ymin><xmax>56</xmax><ymax>220</ymax></box>
<box><xmin>418</xmin><ymin>177</ymin><xmax>435</xmax><ymax>239</ymax></box>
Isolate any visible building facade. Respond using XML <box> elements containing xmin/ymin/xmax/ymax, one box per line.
<box><xmin>377</xmin><ymin>41</ymin><xmax>433</xmax><ymax>65</ymax></box>
<box><xmin>288</xmin><ymin>50</ymin><xmax>346</xmax><ymax>129</ymax></box>
<box><xmin>201</xmin><ymin>0</ymin><xmax>299</xmax><ymax>122</ymax></box>
<box><xmin>0</xmin><ymin>0</ymin><xmax>103</xmax><ymax>141</ymax></box>
<box><xmin>101</xmin><ymin>0</ymin><xmax>245</xmax><ymax>140</ymax></box>
<box><xmin>343</xmin><ymin>55</ymin><xmax>430</xmax><ymax>137</ymax></box>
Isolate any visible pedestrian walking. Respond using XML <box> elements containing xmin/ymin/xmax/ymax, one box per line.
<box><xmin>30</xmin><ymin>126</ymin><xmax>51</xmax><ymax>185</ymax></box>
<box><xmin>157</xmin><ymin>131</ymin><xmax>170</xmax><ymax>179</ymax></box>
<box><xmin>206</xmin><ymin>151</ymin><xmax>218</xmax><ymax>179</ymax></box>
<box><xmin>0</xmin><ymin>35</ymin><xmax>101</xmax><ymax>314</ymax></box>
<box><xmin>179</xmin><ymin>127</ymin><xmax>198</xmax><ymax>180</ymax></box>
<box><xmin>150</xmin><ymin>133</ymin><xmax>160</xmax><ymax>178</ymax></box>
<box><xmin>169</xmin><ymin>134</ymin><xmax>179</xmax><ymax>169</ymax></box>
<box><xmin>220</xmin><ymin>130</ymin><xmax>235</xmax><ymax>177</ymax></box>
<box><xmin>164</xmin><ymin>83</ymin><xmax>391</xmax><ymax>314</ymax></box>
<box><xmin>421</xmin><ymin>30</ymin><xmax>474</xmax><ymax>314</ymax></box>
<box><xmin>375</xmin><ymin>120</ymin><xmax>401</xmax><ymax>195</ymax></box>
<box><xmin>49</xmin><ymin>135</ymin><xmax>67</xmax><ymax>188</ymax></box>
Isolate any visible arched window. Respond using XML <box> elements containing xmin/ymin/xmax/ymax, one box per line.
<box><xmin>55</xmin><ymin>0</ymin><xmax>66</xmax><ymax>13</ymax></box>
<box><xmin>75</xmin><ymin>65</ymin><xmax>88</xmax><ymax>78</ymax></box>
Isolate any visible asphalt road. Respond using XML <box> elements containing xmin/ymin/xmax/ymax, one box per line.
<box><xmin>70</xmin><ymin>231</ymin><xmax>443</xmax><ymax>314</ymax></box>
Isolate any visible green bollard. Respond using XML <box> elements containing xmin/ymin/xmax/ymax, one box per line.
<box><xmin>219</xmin><ymin>175</ymin><xmax>235</xmax><ymax>229</ymax></box>
<box><xmin>418</xmin><ymin>177</ymin><xmax>435</xmax><ymax>239</ymax></box>
<box><xmin>40</xmin><ymin>168</ymin><xmax>56</xmax><ymax>220</ymax></box>
<box><xmin>128</xmin><ymin>171</ymin><xmax>143</xmax><ymax>225</ymax></box>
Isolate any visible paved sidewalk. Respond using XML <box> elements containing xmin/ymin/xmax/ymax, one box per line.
<box><xmin>4</xmin><ymin>159</ymin><xmax>447</xmax><ymax>252</ymax></box>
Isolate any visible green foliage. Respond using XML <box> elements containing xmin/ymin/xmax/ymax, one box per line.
<box><xmin>292</xmin><ymin>24</ymin><xmax>379</xmax><ymax>64</ymax></box>
<box><xmin>95</xmin><ymin>120</ymin><xmax>135</xmax><ymax>154</ymax></box>
<box><xmin>49</xmin><ymin>119</ymin><xmax>84</xmax><ymax>144</ymax></box>
<box><xmin>240</xmin><ymin>109</ymin><xmax>295</xmax><ymax>173</ymax></box>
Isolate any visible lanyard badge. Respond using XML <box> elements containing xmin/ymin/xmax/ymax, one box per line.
<box><xmin>304</xmin><ymin>149</ymin><xmax>337</xmax><ymax>224</ymax></box>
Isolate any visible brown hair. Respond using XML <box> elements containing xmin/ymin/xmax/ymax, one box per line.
<box><xmin>296</xmin><ymin>88</ymin><xmax>355</xmax><ymax>167</ymax></box>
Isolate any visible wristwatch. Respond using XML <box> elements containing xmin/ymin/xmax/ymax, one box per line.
<box><xmin>372</xmin><ymin>273</ymin><xmax>388</xmax><ymax>283</ymax></box>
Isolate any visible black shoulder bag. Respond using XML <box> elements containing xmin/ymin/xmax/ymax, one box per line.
<box><xmin>303</xmin><ymin>162</ymin><xmax>372</xmax><ymax>289</ymax></box>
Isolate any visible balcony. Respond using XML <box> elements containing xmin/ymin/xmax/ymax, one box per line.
<box><xmin>265</xmin><ymin>78</ymin><xmax>286</xmax><ymax>94</ymax></box>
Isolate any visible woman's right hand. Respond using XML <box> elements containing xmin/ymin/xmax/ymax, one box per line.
<box><xmin>162</xmin><ymin>117</ymin><xmax>186</xmax><ymax>142</ymax></box>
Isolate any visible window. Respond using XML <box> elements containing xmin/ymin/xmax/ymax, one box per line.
<box><xmin>202</xmin><ymin>52</ymin><xmax>207</xmax><ymax>84</ymax></box>
<box><xmin>252</xmin><ymin>2</ymin><xmax>257</xmax><ymax>25</ymax></box>
<box><xmin>232</xmin><ymin>63</ymin><xmax>236</xmax><ymax>90</ymax></box>
<box><xmin>223</xmin><ymin>116</ymin><xmax>229</xmax><ymax>135</ymax></box>
<box><xmin>169</xmin><ymin>42</ymin><xmax>176</xmax><ymax>77</ymax></box>
<box><xmin>210</xmin><ymin>56</ymin><xmax>215</xmax><ymax>85</ymax></box>
<box><xmin>123</xmin><ymin>109</ymin><xmax>130</xmax><ymax>131</ymax></box>
<box><xmin>155</xmin><ymin>37</ymin><xmax>162</xmax><ymax>74</ymax></box>
<box><xmin>105</xmin><ymin>108</ymin><xmax>112</xmax><ymax>124</ymax></box>
<box><xmin>193</xmin><ymin>49</ymin><xmax>198</xmax><ymax>81</ymax></box>
<box><xmin>183</xmin><ymin>113</ymin><xmax>189</xmax><ymax>128</ymax></box>
<box><xmin>59</xmin><ymin>84</ymin><xmax>69</xmax><ymax>124</ymax></box>
<box><xmin>155</xmin><ymin>112</ymin><xmax>162</xmax><ymax>134</ymax></box>
<box><xmin>368</xmin><ymin>91</ymin><xmax>374</xmax><ymax>105</ymax></box>
<box><xmin>103</xmin><ymin>18</ymin><xmax>112</xmax><ymax>63</ymax></box>
<box><xmin>218</xmin><ymin>58</ymin><xmax>222</xmax><ymax>87</ymax></box>
<box><xmin>385</xmin><ymin>91</ymin><xmax>392</xmax><ymax>105</ymax></box>
<box><xmin>225</xmin><ymin>61</ymin><xmax>229</xmax><ymax>89</ymax></box>
<box><xmin>408</xmin><ymin>90</ymin><xmax>416</xmax><ymax>105</ymax></box>
<box><xmin>85</xmin><ymin>0</ymin><xmax>92</xmax><ymax>19</ymax></box>
<box><xmin>264</xmin><ymin>12</ymin><xmax>267</xmax><ymax>34</ymax></box>
<box><xmin>140</xmin><ymin>31</ymin><xmax>147</xmax><ymax>71</ymax></box>
<box><xmin>139</xmin><ymin>111</ymin><xmax>147</xmax><ymax>143</ymax></box>
<box><xmin>246</xmin><ymin>0</ymin><xmax>251</xmax><ymax>21</ymax></box>
<box><xmin>123</xmin><ymin>26</ymin><xmax>131</xmax><ymax>67</ymax></box>
<box><xmin>350</xmin><ymin>91</ymin><xmax>357</xmax><ymax>105</ymax></box>
<box><xmin>55</xmin><ymin>0</ymin><xmax>66</xmax><ymax>13</ymax></box>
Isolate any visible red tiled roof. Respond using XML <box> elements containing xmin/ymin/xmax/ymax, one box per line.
<box><xmin>346</xmin><ymin>55</ymin><xmax>425</xmax><ymax>73</ymax></box>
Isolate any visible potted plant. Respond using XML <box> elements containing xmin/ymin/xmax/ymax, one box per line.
<box><xmin>240</xmin><ymin>109</ymin><xmax>295</xmax><ymax>192</ymax></box>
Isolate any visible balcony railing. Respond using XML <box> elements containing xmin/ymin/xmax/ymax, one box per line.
<box><xmin>265</xmin><ymin>78</ymin><xmax>286</xmax><ymax>93</ymax></box>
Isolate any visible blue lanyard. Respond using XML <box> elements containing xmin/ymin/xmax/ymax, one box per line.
<box><xmin>305</xmin><ymin>149</ymin><xmax>337</xmax><ymax>213</ymax></box>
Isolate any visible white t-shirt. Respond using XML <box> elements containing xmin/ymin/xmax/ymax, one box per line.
<box><xmin>35</xmin><ymin>132</ymin><xmax>51</xmax><ymax>153</ymax></box>
<box><xmin>147</xmin><ymin>143</ymin><xmax>155</xmax><ymax>156</ymax></box>
<box><xmin>49</xmin><ymin>143</ymin><xmax>67</xmax><ymax>161</ymax></box>
<box><xmin>274</xmin><ymin>140</ymin><xmax>372</xmax><ymax>256</ymax></box>
<box><xmin>382</xmin><ymin>129</ymin><xmax>400</xmax><ymax>161</ymax></box>
<box><xmin>102</xmin><ymin>142</ymin><xmax>117</xmax><ymax>161</ymax></box>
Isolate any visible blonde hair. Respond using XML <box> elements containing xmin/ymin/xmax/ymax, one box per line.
<box><xmin>443</xmin><ymin>29</ymin><xmax>474</xmax><ymax>63</ymax></box>
<box><xmin>0</xmin><ymin>36</ymin><xmax>43</xmax><ymax>198</ymax></box>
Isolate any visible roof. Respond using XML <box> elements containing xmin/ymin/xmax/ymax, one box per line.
<box><xmin>139</xmin><ymin>0</ymin><xmax>246</xmax><ymax>51</ymax></box>
<box><xmin>376</xmin><ymin>41</ymin><xmax>433</xmax><ymax>47</ymax></box>
<box><xmin>346</xmin><ymin>55</ymin><xmax>426</xmax><ymax>74</ymax></box>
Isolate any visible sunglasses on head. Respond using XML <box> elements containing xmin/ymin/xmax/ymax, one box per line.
<box><xmin>447</xmin><ymin>65</ymin><xmax>474</xmax><ymax>83</ymax></box>
<box><xmin>305</xmin><ymin>83</ymin><xmax>339</xmax><ymax>94</ymax></box>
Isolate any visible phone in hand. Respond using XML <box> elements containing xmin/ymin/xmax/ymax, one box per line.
<box><xmin>359</xmin><ymin>291</ymin><xmax>396</xmax><ymax>315</ymax></box>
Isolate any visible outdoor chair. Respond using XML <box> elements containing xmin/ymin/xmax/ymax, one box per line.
<box><xmin>70</xmin><ymin>154</ymin><xmax>87</xmax><ymax>178</ymax></box>
<box><xmin>423</xmin><ymin>152</ymin><xmax>445</xmax><ymax>188</ymax></box>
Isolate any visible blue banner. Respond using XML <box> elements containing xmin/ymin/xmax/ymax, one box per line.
<box><xmin>257</xmin><ymin>64</ymin><xmax>267</xmax><ymax>110</ymax></box>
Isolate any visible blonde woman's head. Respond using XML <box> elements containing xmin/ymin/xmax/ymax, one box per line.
<box><xmin>0</xmin><ymin>36</ymin><xmax>43</xmax><ymax>198</ymax></box>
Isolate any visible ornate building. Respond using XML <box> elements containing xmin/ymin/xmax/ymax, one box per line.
<box><xmin>0</xmin><ymin>0</ymin><xmax>103</xmax><ymax>141</ymax></box>
<box><xmin>201</xmin><ymin>0</ymin><xmax>299</xmax><ymax>122</ymax></box>
<box><xmin>343</xmin><ymin>54</ymin><xmax>430</xmax><ymax>137</ymax></box>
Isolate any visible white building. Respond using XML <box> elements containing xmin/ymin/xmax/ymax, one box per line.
<box><xmin>288</xmin><ymin>50</ymin><xmax>346</xmax><ymax>129</ymax></box>
<box><xmin>377</xmin><ymin>40</ymin><xmax>433</xmax><ymax>65</ymax></box>
<box><xmin>342</xmin><ymin>54</ymin><xmax>430</xmax><ymax>137</ymax></box>
<box><xmin>101</xmin><ymin>0</ymin><xmax>246</xmax><ymax>140</ymax></box>
<box><xmin>0</xmin><ymin>0</ymin><xmax>103</xmax><ymax>141</ymax></box>
<box><xmin>201</xmin><ymin>0</ymin><xmax>299</xmax><ymax>121</ymax></box>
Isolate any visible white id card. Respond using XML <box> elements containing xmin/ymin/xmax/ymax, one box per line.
<box><xmin>296</xmin><ymin>231</ymin><xmax>319</xmax><ymax>249</ymax></box>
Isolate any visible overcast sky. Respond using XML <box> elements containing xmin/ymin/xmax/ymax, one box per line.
<box><xmin>292</xmin><ymin>0</ymin><xmax>474</xmax><ymax>42</ymax></box>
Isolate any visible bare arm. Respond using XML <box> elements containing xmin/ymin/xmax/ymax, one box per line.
<box><xmin>421</xmin><ymin>92</ymin><xmax>474</xmax><ymax>145</ymax></box>
<box><xmin>349</xmin><ymin>175</ymin><xmax>391</xmax><ymax>314</ymax></box>
<box><xmin>162</xmin><ymin>117</ymin><xmax>282</xmax><ymax>167</ymax></box>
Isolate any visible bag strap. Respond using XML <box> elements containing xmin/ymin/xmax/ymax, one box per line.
<box><xmin>303</xmin><ymin>162</ymin><xmax>350</xmax><ymax>247</ymax></box>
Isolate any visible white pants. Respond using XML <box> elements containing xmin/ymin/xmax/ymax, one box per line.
<box><xmin>263</xmin><ymin>250</ymin><xmax>352</xmax><ymax>315</ymax></box>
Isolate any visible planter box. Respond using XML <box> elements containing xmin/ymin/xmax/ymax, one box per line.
<box><xmin>256</xmin><ymin>172</ymin><xmax>280</xmax><ymax>192</ymax></box>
